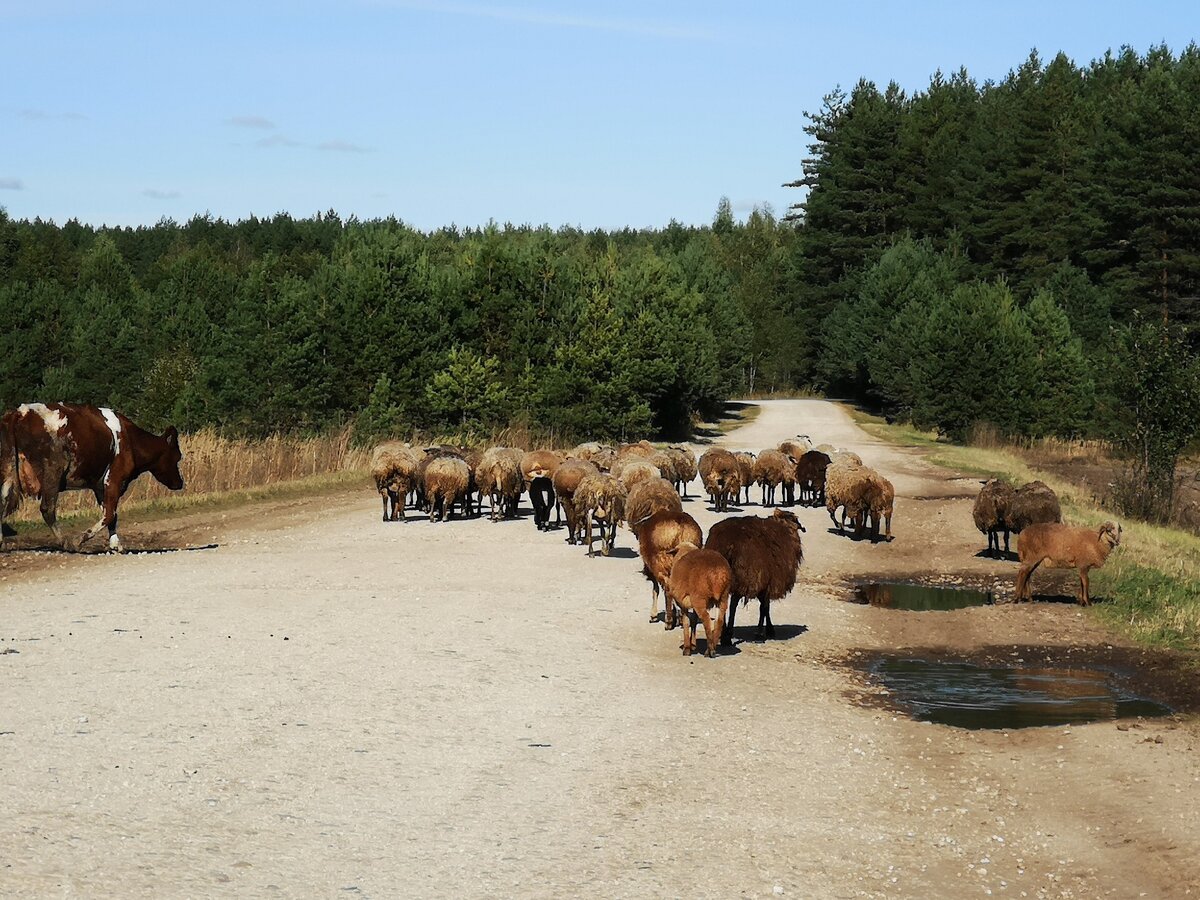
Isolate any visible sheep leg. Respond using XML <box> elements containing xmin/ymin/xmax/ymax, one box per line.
<box><xmin>681</xmin><ymin>607</ymin><xmax>694</xmax><ymax>656</ymax></box>
<box><xmin>603</xmin><ymin>520</ymin><xmax>615</xmax><ymax>557</ymax></box>
<box><xmin>585</xmin><ymin>512</ymin><xmax>595</xmax><ymax>558</ymax></box>
<box><xmin>757</xmin><ymin>597</ymin><xmax>775</xmax><ymax>640</ymax></box>
<box><xmin>649</xmin><ymin>577</ymin><xmax>660</xmax><ymax>623</ymax></box>
<box><xmin>696</xmin><ymin>604</ymin><xmax>716</xmax><ymax>658</ymax></box>
<box><xmin>1014</xmin><ymin>559</ymin><xmax>1041</xmax><ymax>602</ymax></box>
<box><xmin>722</xmin><ymin>598</ymin><xmax>739</xmax><ymax>646</ymax></box>
<box><xmin>381</xmin><ymin>492</ymin><xmax>390</xmax><ymax>522</ymax></box>
<box><xmin>1078</xmin><ymin>567</ymin><xmax>1091</xmax><ymax>606</ymax></box>
<box><xmin>1002</xmin><ymin>529</ymin><xmax>1010</xmax><ymax>555</ymax></box>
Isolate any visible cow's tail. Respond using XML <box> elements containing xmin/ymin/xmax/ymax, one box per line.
<box><xmin>0</xmin><ymin>411</ymin><xmax>22</xmax><ymax>523</ymax></box>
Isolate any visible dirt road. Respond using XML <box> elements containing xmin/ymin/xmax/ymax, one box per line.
<box><xmin>2</xmin><ymin>400</ymin><xmax>1197</xmax><ymax>898</ymax></box>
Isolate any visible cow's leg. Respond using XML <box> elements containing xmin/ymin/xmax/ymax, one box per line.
<box><xmin>39</xmin><ymin>480</ymin><xmax>66</xmax><ymax>548</ymax></box>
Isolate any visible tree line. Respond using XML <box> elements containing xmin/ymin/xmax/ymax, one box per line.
<box><xmin>0</xmin><ymin>207</ymin><xmax>798</xmax><ymax>443</ymax></box>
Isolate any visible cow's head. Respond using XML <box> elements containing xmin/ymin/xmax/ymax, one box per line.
<box><xmin>154</xmin><ymin>426</ymin><xmax>185</xmax><ymax>490</ymax></box>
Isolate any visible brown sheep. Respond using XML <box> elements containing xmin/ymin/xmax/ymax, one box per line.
<box><xmin>575</xmin><ymin>473</ymin><xmax>628</xmax><ymax>557</ymax></box>
<box><xmin>795</xmin><ymin>450</ymin><xmax>831</xmax><ymax>507</ymax></box>
<box><xmin>626</xmin><ymin>477</ymin><xmax>683</xmax><ymax>536</ymax></box>
<box><xmin>973</xmin><ymin>479</ymin><xmax>1017</xmax><ymax>556</ymax></box>
<box><xmin>477</xmin><ymin>447</ymin><xmax>525</xmax><ymax>521</ymax></box>
<box><xmin>705</xmin><ymin>508</ymin><xmax>805</xmax><ymax>645</ymax></box>
<box><xmin>370</xmin><ymin>441</ymin><xmax>420</xmax><ymax>522</ymax></box>
<box><xmin>698</xmin><ymin>448</ymin><xmax>742</xmax><ymax>512</ymax></box>
<box><xmin>752</xmin><ymin>449</ymin><xmax>795</xmax><ymax>507</ymax></box>
<box><xmin>424</xmin><ymin>455</ymin><xmax>470</xmax><ymax>522</ymax></box>
<box><xmin>824</xmin><ymin>458</ymin><xmax>868</xmax><ymax>534</ymax></box>
<box><xmin>521</xmin><ymin>450</ymin><xmax>564</xmax><ymax>531</ymax></box>
<box><xmin>665</xmin><ymin>544</ymin><xmax>731</xmax><ymax>657</ymax></box>
<box><xmin>553</xmin><ymin>459</ymin><xmax>600</xmax><ymax>545</ymax></box>
<box><xmin>734</xmin><ymin>451</ymin><xmax>756</xmax><ymax>504</ymax></box>
<box><xmin>647</xmin><ymin>450</ymin><xmax>676</xmax><ymax>481</ymax></box>
<box><xmin>638</xmin><ymin>509</ymin><xmax>703</xmax><ymax>627</ymax></box>
<box><xmin>665</xmin><ymin>446</ymin><xmax>698</xmax><ymax>497</ymax></box>
<box><xmin>569</xmin><ymin>441</ymin><xmax>604</xmax><ymax>462</ymax></box>
<box><xmin>591</xmin><ymin>447</ymin><xmax>618</xmax><ymax>472</ymax></box>
<box><xmin>463</xmin><ymin>447</ymin><xmax>485</xmax><ymax>518</ymax></box>
<box><xmin>413</xmin><ymin>447</ymin><xmax>463</xmax><ymax>513</ymax></box>
<box><xmin>778</xmin><ymin>436</ymin><xmax>811</xmax><ymax>459</ymax></box>
<box><xmin>612</xmin><ymin>457</ymin><xmax>659</xmax><ymax>492</ymax></box>
<box><xmin>1008</xmin><ymin>480</ymin><xmax>1063</xmax><ymax>533</ymax></box>
<box><xmin>617</xmin><ymin>440</ymin><xmax>657</xmax><ymax>460</ymax></box>
<box><xmin>1014</xmin><ymin>521</ymin><xmax>1122</xmax><ymax>606</ymax></box>
<box><xmin>860</xmin><ymin>469</ymin><xmax>895</xmax><ymax>542</ymax></box>
<box><xmin>831</xmin><ymin>449</ymin><xmax>863</xmax><ymax>466</ymax></box>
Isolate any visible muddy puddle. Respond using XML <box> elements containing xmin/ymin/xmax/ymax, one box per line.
<box><xmin>850</xmin><ymin>582</ymin><xmax>994</xmax><ymax>611</ymax></box>
<box><xmin>868</xmin><ymin>656</ymin><xmax>1173</xmax><ymax>729</ymax></box>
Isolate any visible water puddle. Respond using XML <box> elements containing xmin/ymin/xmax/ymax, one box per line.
<box><xmin>852</xmin><ymin>582</ymin><xmax>994</xmax><ymax>611</ymax></box>
<box><xmin>870</xmin><ymin>657</ymin><xmax>1173</xmax><ymax>729</ymax></box>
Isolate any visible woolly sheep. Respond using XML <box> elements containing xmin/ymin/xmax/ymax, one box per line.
<box><xmin>575</xmin><ymin>473</ymin><xmax>628</xmax><ymax>557</ymax></box>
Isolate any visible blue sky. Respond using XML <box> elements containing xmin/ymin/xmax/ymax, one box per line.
<box><xmin>3</xmin><ymin>1</ymin><xmax>1198</xmax><ymax>230</ymax></box>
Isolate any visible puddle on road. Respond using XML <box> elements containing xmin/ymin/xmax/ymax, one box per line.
<box><xmin>851</xmin><ymin>582</ymin><xmax>995</xmax><ymax>611</ymax></box>
<box><xmin>869</xmin><ymin>657</ymin><xmax>1173</xmax><ymax>729</ymax></box>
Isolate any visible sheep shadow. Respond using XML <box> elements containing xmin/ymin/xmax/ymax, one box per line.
<box><xmin>3</xmin><ymin>541</ymin><xmax>219</xmax><ymax>556</ymax></box>
<box><xmin>724</xmin><ymin>622</ymin><xmax>809</xmax><ymax>648</ymax></box>
<box><xmin>1023</xmin><ymin>592</ymin><xmax>1094</xmax><ymax>606</ymax></box>
<box><xmin>596</xmin><ymin>546</ymin><xmax>639</xmax><ymax>560</ymax></box>
<box><xmin>974</xmin><ymin>549</ymin><xmax>1019</xmax><ymax>563</ymax></box>
<box><xmin>824</xmin><ymin>527</ymin><xmax>890</xmax><ymax>544</ymax></box>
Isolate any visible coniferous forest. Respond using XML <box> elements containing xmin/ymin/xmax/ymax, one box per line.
<box><xmin>2</xmin><ymin>46</ymin><xmax>1198</xmax><ymax>484</ymax></box>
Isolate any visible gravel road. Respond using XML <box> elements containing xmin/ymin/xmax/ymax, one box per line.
<box><xmin>2</xmin><ymin>400</ymin><xmax>1197</xmax><ymax>898</ymax></box>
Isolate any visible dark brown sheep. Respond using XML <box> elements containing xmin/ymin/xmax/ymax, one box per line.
<box><xmin>705</xmin><ymin>508</ymin><xmax>805</xmax><ymax>645</ymax></box>
<box><xmin>553</xmin><ymin>459</ymin><xmax>600</xmax><ymax>545</ymax></box>
<box><xmin>973</xmin><ymin>479</ymin><xmax>1017</xmax><ymax>556</ymax></box>
<box><xmin>795</xmin><ymin>450</ymin><xmax>831</xmax><ymax>507</ymax></box>
<box><xmin>638</xmin><ymin>509</ymin><xmax>703</xmax><ymax>627</ymax></box>
<box><xmin>1008</xmin><ymin>480</ymin><xmax>1062</xmax><ymax>533</ymax></box>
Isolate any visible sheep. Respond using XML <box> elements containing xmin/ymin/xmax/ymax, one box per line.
<box><xmin>591</xmin><ymin>447</ymin><xmax>618</xmax><ymax>473</ymax></box>
<box><xmin>698</xmin><ymin>448</ymin><xmax>742</xmax><ymax>512</ymax></box>
<box><xmin>625</xmin><ymin>477</ymin><xmax>683</xmax><ymax>536</ymax></box>
<box><xmin>860</xmin><ymin>469</ymin><xmax>895</xmax><ymax>542</ymax></box>
<box><xmin>424</xmin><ymin>455</ymin><xmax>470</xmax><ymax>522</ymax></box>
<box><xmin>370</xmin><ymin>441</ymin><xmax>420</xmax><ymax>521</ymax></box>
<box><xmin>569</xmin><ymin>441</ymin><xmax>604</xmax><ymax>462</ymax></box>
<box><xmin>476</xmin><ymin>447</ymin><xmax>525</xmax><ymax>521</ymax></box>
<box><xmin>824</xmin><ymin>458</ymin><xmax>868</xmax><ymax>533</ymax></box>
<box><xmin>831</xmin><ymin>449</ymin><xmax>863</xmax><ymax>466</ymax></box>
<box><xmin>618</xmin><ymin>439</ymin><xmax>657</xmax><ymax>459</ymax></box>
<box><xmin>647</xmin><ymin>450</ymin><xmax>676</xmax><ymax>482</ymax></box>
<box><xmin>752</xmin><ymin>449</ymin><xmax>796</xmax><ymax>507</ymax></box>
<box><xmin>521</xmin><ymin>450</ymin><xmax>564</xmax><ymax>531</ymax></box>
<box><xmin>1014</xmin><ymin>521</ymin><xmax>1122</xmax><ymax>606</ymax></box>
<box><xmin>795</xmin><ymin>450</ymin><xmax>831</xmax><ymax>506</ymax></box>
<box><xmin>734</xmin><ymin>452</ymin><xmax>756</xmax><ymax>504</ymax></box>
<box><xmin>553</xmin><ymin>459</ymin><xmax>600</xmax><ymax>545</ymax></box>
<box><xmin>413</xmin><ymin>447</ymin><xmax>463</xmax><ymax>513</ymax></box>
<box><xmin>665</xmin><ymin>544</ymin><xmax>731</xmax><ymax>657</ymax></box>
<box><xmin>612</xmin><ymin>457</ymin><xmax>660</xmax><ymax>492</ymax></box>
<box><xmin>463</xmin><ymin>447</ymin><xmax>486</xmax><ymax>517</ymax></box>
<box><xmin>1008</xmin><ymin>480</ymin><xmax>1063</xmax><ymax>533</ymax></box>
<box><xmin>638</xmin><ymin>509</ymin><xmax>703</xmax><ymax>627</ymax></box>
<box><xmin>665</xmin><ymin>446</ymin><xmax>698</xmax><ymax>497</ymax></box>
<box><xmin>705</xmin><ymin>508</ymin><xmax>805</xmax><ymax>645</ymax></box>
<box><xmin>575</xmin><ymin>473</ymin><xmax>628</xmax><ymax>557</ymax></box>
<box><xmin>778</xmin><ymin>436</ymin><xmax>811</xmax><ymax>459</ymax></box>
<box><xmin>973</xmin><ymin>479</ymin><xmax>1017</xmax><ymax>556</ymax></box>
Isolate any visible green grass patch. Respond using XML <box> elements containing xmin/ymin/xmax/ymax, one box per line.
<box><xmin>851</xmin><ymin>407</ymin><xmax>1200</xmax><ymax>654</ymax></box>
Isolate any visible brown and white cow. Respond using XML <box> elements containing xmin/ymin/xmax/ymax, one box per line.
<box><xmin>0</xmin><ymin>403</ymin><xmax>184</xmax><ymax>552</ymax></box>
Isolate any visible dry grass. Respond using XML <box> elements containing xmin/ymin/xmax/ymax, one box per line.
<box><xmin>9</xmin><ymin>428</ymin><xmax>371</xmax><ymax>522</ymax></box>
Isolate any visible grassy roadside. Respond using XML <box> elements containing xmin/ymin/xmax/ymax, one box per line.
<box><xmin>6</xmin><ymin>469</ymin><xmax>369</xmax><ymax>537</ymax></box>
<box><xmin>850</xmin><ymin>408</ymin><xmax>1200</xmax><ymax>654</ymax></box>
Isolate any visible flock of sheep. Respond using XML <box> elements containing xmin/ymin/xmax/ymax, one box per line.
<box><xmin>368</xmin><ymin>437</ymin><xmax>1124</xmax><ymax>657</ymax></box>
<box><xmin>370</xmin><ymin>436</ymin><xmax>878</xmax><ymax>656</ymax></box>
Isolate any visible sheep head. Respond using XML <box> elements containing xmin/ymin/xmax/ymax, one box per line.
<box><xmin>772</xmin><ymin>507</ymin><xmax>806</xmax><ymax>532</ymax></box>
<box><xmin>1099</xmin><ymin>521</ymin><xmax>1122</xmax><ymax>548</ymax></box>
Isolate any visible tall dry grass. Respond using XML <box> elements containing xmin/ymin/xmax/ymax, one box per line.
<box><xmin>9</xmin><ymin>428</ymin><xmax>371</xmax><ymax>521</ymax></box>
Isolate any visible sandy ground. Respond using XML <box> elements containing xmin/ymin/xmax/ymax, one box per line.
<box><xmin>1</xmin><ymin>399</ymin><xmax>1197</xmax><ymax>899</ymax></box>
